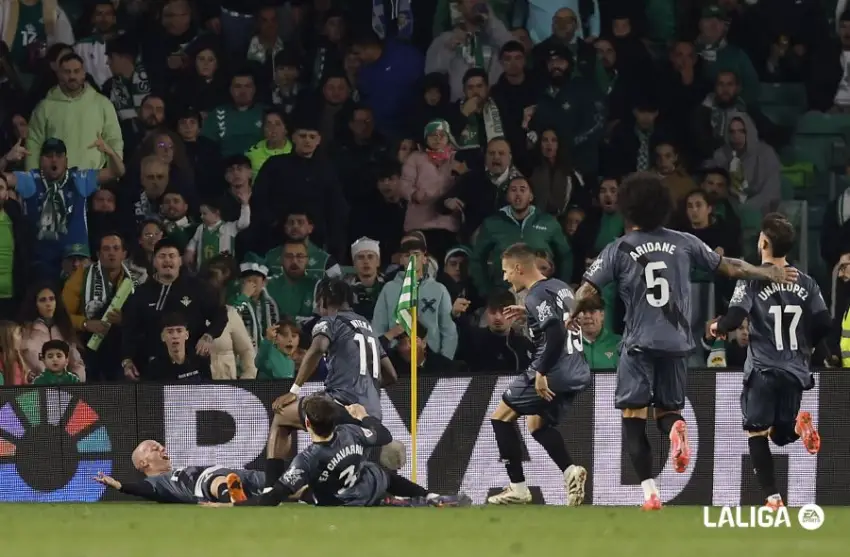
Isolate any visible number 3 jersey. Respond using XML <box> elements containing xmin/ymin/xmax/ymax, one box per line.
<box><xmin>525</xmin><ymin>278</ymin><xmax>591</xmax><ymax>392</ymax></box>
<box><xmin>583</xmin><ymin>228</ymin><xmax>721</xmax><ymax>355</ymax></box>
<box><xmin>728</xmin><ymin>268</ymin><xmax>826</xmax><ymax>388</ymax></box>
<box><xmin>312</xmin><ymin>311</ymin><xmax>385</xmax><ymax>420</ymax></box>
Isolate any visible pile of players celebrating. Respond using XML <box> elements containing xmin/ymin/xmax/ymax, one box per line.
<box><xmin>96</xmin><ymin>172</ymin><xmax>822</xmax><ymax>511</ymax></box>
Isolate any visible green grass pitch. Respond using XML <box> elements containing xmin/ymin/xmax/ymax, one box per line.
<box><xmin>2</xmin><ymin>504</ymin><xmax>846</xmax><ymax>557</ymax></box>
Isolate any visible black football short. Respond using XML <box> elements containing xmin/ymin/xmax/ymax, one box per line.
<box><xmin>614</xmin><ymin>347</ymin><xmax>688</xmax><ymax>411</ymax></box>
<box><xmin>502</xmin><ymin>370</ymin><xmax>577</xmax><ymax>426</ymax></box>
<box><xmin>741</xmin><ymin>368</ymin><xmax>802</xmax><ymax>443</ymax></box>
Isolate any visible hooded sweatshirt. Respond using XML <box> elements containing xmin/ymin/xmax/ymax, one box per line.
<box><xmin>372</xmin><ymin>271</ymin><xmax>458</xmax><ymax>359</ymax></box>
<box><xmin>710</xmin><ymin>112</ymin><xmax>781</xmax><ymax>215</ymax></box>
<box><xmin>26</xmin><ymin>84</ymin><xmax>123</xmax><ymax>171</ymax></box>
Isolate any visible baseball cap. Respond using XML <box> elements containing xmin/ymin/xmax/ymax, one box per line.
<box><xmin>546</xmin><ymin>43</ymin><xmax>572</xmax><ymax>61</ymax></box>
<box><xmin>701</xmin><ymin>5</ymin><xmax>729</xmax><ymax>21</ymax></box>
<box><xmin>41</xmin><ymin>138</ymin><xmax>67</xmax><ymax>156</ymax></box>
<box><xmin>64</xmin><ymin>242</ymin><xmax>90</xmax><ymax>259</ymax></box>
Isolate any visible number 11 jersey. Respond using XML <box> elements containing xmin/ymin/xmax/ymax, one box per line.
<box><xmin>583</xmin><ymin>228</ymin><xmax>722</xmax><ymax>355</ymax></box>
<box><xmin>728</xmin><ymin>267</ymin><xmax>825</xmax><ymax>388</ymax></box>
<box><xmin>312</xmin><ymin>311</ymin><xmax>385</xmax><ymax>419</ymax></box>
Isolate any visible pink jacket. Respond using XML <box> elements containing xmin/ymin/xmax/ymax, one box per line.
<box><xmin>400</xmin><ymin>151</ymin><xmax>460</xmax><ymax>233</ymax></box>
<box><xmin>21</xmin><ymin>321</ymin><xmax>86</xmax><ymax>381</ymax></box>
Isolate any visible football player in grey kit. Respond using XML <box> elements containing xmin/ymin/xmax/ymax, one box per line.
<box><xmin>487</xmin><ymin>243</ymin><xmax>591</xmax><ymax>506</ymax></box>
<box><xmin>572</xmin><ymin>172</ymin><xmax>798</xmax><ymax>510</ymax></box>
<box><xmin>93</xmin><ymin>440</ymin><xmax>266</xmax><ymax>503</ymax></box>
<box><xmin>261</xmin><ymin>278</ymin><xmax>399</xmax><ymax>489</ymax></box>
<box><xmin>708</xmin><ymin>213</ymin><xmax>825</xmax><ymax>511</ymax></box>
<box><xmin>211</xmin><ymin>394</ymin><xmax>468</xmax><ymax>507</ymax></box>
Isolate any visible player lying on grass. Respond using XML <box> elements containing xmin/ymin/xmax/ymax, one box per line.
<box><xmin>94</xmin><ymin>440</ymin><xmax>266</xmax><ymax>504</ymax></box>
<box><xmin>708</xmin><ymin>213</ymin><xmax>825</xmax><ymax>510</ymax></box>
<box><xmin>572</xmin><ymin>172</ymin><xmax>798</xmax><ymax>510</ymax></box>
<box><xmin>487</xmin><ymin>242</ymin><xmax>590</xmax><ymax>506</ymax></box>
<box><xmin>206</xmin><ymin>394</ymin><xmax>470</xmax><ymax>507</ymax></box>
<box><xmin>263</xmin><ymin>279</ymin><xmax>400</xmax><ymax>490</ymax></box>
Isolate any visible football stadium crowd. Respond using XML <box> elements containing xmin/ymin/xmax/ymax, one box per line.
<box><xmin>2</xmin><ymin>0</ymin><xmax>850</xmax><ymax>385</ymax></box>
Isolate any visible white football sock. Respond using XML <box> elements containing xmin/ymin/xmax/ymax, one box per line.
<box><xmin>510</xmin><ymin>481</ymin><xmax>528</xmax><ymax>492</ymax></box>
<box><xmin>641</xmin><ymin>479</ymin><xmax>658</xmax><ymax>500</ymax></box>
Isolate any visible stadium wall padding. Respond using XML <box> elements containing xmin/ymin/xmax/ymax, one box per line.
<box><xmin>0</xmin><ymin>370</ymin><xmax>845</xmax><ymax>505</ymax></box>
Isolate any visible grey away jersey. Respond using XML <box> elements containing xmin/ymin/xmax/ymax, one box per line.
<box><xmin>278</xmin><ymin>423</ymin><xmax>387</xmax><ymax>506</ymax></box>
<box><xmin>525</xmin><ymin>278</ymin><xmax>591</xmax><ymax>391</ymax></box>
<box><xmin>729</xmin><ymin>267</ymin><xmax>826</xmax><ymax>388</ymax></box>
<box><xmin>584</xmin><ymin>228</ymin><xmax>721</xmax><ymax>354</ymax></box>
<box><xmin>143</xmin><ymin>466</ymin><xmax>244</xmax><ymax>503</ymax></box>
<box><xmin>312</xmin><ymin>311</ymin><xmax>385</xmax><ymax>419</ymax></box>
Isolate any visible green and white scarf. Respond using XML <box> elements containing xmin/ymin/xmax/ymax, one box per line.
<box><xmin>38</xmin><ymin>170</ymin><xmax>70</xmax><ymax>241</ymax></box>
<box><xmin>703</xmin><ymin>93</ymin><xmax>747</xmax><ymax>142</ymax></box>
<box><xmin>238</xmin><ymin>290</ymin><xmax>280</xmax><ymax>347</ymax></box>
<box><xmin>82</xmin><ymin>261</ymin><xmax>142</xmax><ymax>319</ymax></box>
<box><xmin>635</xmin><ymin>127</ymin><xmax>652</xmax><ymax>171</ymax></box>
<box><xmin>457</xmin><ymin>32</ymin><xmax>492</xmax><ymax>70</ymax></box>
<box><xmin>458</xmin><ymin>99</ymin><xmax>504</xmax><ymax>149</ymax></box>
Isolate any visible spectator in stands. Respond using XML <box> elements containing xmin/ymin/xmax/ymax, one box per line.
<box><xmin>199</xmin><ymin>255</ymin><xmax>257</xmax><ymax>381</ymax></box>
<box><xmin>5</xmin><ymin>135</ymin><xmax>124</xmax><ymax>279</ymax></box>
<box><xmin>246</xmin><ymin>6</ymin><xmax>283</xmax><ymax>82</ymax></box>
<box><xmin>401</xmin><ymin>119</ymin><xmax>462</xmax><ymax>262</ymax></box>
<box><xmin>128</xmin><ymin>217</ymin><xmax>163</xmax><ymax>281</ymax></box>
<box><xmin>346</xmin><ymin>237</ymin><xmax>385</xmax><ymax>321</ymax></box>
<box><xmin>458</xmin><ymin>288</ymin><xmax>531</xmax><ymax>372</ymax></box>
<box><xmin>304</xmin><ymin>8</ymin><xmax>347</xmax><ymax>90</ymax></box>
<box><xmin>570</xmin><ymin>177</ymin><xmax>624</xmax><ymax>281</ymax></box>
<box><xmin>374</xmin><ymin>237</ymin><xmax>458</xmax><ymax>358</ymax></box>
<box><xmin>201</xmin><ymin>68</ymin><xmax>265</xmax><ymax>157</ymax></box>
<box><xmin>447</xmin><ymin>68</ymin><xmax>508</xmax><ymax>168</ymax></box>
<box><xmin>709</xmin><ymin>113</ymin><xmax>781</xmax><ymax>215</ymax></box>
<box><xmin>490</xmin><ymin>41</ymin><xmax>537</xmax><ymax>165</ymax></box>
<box><xmin>140</xmin><ymin>0</ymin><xmax>203</xmax><ymax>91</ymax></box>
<box><xmin>18</xmin><ymin>280</ymin><xmax>84</xmax><ymax>380</ymax></box>
<box><xmin>246</xmin><ymin>108</ymin><xmax>292</xmax><ymax>178</ymax></box>
<box><xmin>425</xmin><ymin>0</ymin><xmax>513</xmax><ymax>101</ymax></box>
<box><xmin>184</xmin><ymin>193</ymin><xmax>250</xmax><ymax>272</ymax></box>
<box><xmin>254</xmin><ymin>318</ymin><xmax>301</xmax><ymax>380</ymax></box>
<box><xmin>531</xmin><ymin>8</ymin><xmax>594</xmax><ymax>79</ymax></box>
<box><xmin>409</xmin><ymin>72</ymin><xmax>452</xmax><ymax>139</ymax></box>
<box><xmin>578</xmin><ymin>296</ymin><xmax>620</xmax><ymax>370</ymax></box>
<box><xmin>439</xmin><ymin>245</ymin><xmax>478</xmax><ymax>325</ymax></box>
<box><xmin>0</xmin><ymin>320</ymin><xmax>27</xmax><ymax>385</ymax></box>
<box><xmin>159</xmin><ymin>188</ymin><xmax>197</xmax><ymax>251</ymax></box>
<box><xmin>659</xmin><ymin>41</ymin><xmax>710</xmax><ymax>159</ymax></box>
<box><xmin>695</xmin><ymin>5</ymin><xmax>759</xmax><ymax>105</ymax></box>
<box><xmin>27</xmin><ymin>53</ymin><xmax>123</xmax><ymax>171</ymax></box>
<box><xmin>352</xmin><ymin>30</ymin><xmax>424</xmax><ymax>139</ymax></box>
<box><xmin>263</xmin><ymin>211</ymin><xmax>341</xmax><ymax>279</ymax></box>
<box><xmin>471</xmin><ymin>177</ymin><xmax>572</xmax><ymax>295</ymax></box>
<box><xmin>528</xmin><ymin>43</ymin><xmax>605</xmax><ymax>177</ymax></box>
<box><xmin>146</xmin><ymin>312</ymin><xmax>212</xmax><ymax>382</ymax></box>
<box><xmin>228</xmin><ymin>257</ymin><xmax>277</xmax><ymax>350</ymax></box>
<box><xmin>60</xmin><ymin>242</ymin><xmax>90</xmax><ymax>281</ymax></box>
<box><xmin>86</xmin><ymin>187</ymin><xmax>121</xmax><ymax>253</ymax></box>
<box><xmin>125</xmin><ymin>155</ymin><xmax>169</xmax><ymax>230</ymax></box>
<box><xmin>654</xmin><ymin>140</ymin><xmax>696</xmax><ymax>207</ymax></box>
<box><xmin>269</xmin><ymin>50</ymin><xmax>308</xmax><ymax>115</ymax></box>
<box><xmin>561</xmin><ymin>205</ymin><xmax>584</xmax><ymax>240</ymax></box>
<box><xmin>251</xmin><ymin>115</ymin><xmax>348</xmax><ymax>260</ymax></box>
<box><xmin>73</xmin><ymin>0</ymin><xmax>120</xmax><ymax>87</ymax></box>
<box><xmin>219</xmin><ymin>154</ymin><xmax>251</xmax><ymax>223</ymax></box>
<box><xmin>0</xmin><ymin>172</ymin><xmax>31</xmax><ymax>317</ymax></box>
<box><xmin>348</xmin><ymin>161</ymin><xmax>405</xmax><ymax>268</ymax></box>
<box><xmin>592</xmin><ymin>36</ymin><xmax>643</xmax><ymax>129</ymax></box>
<box><xmin>679</xmin><ymin>189</ymin><xmax>741</xmax><ymax>259</ymax></box>
<box><xmin>385</xmin><ymin>320</ymin><xmax>465</xmax><ymax>375</ymax></box>
<box><xmin>334</xmin><ymin>104</ymin><xmax>390</xmax><ymax>211</ymax></box>
<box><xmin>264</xmin><ymin>238</ymin><xmax>319</xmax><ymax>321</ymax></box>
<box><xmin>169</xmin><ymin>40</ymin><xmax>229</xmax><ymax>114</ymax></box>
<box><xmin>31</xmin><ymin>339</ymin><xmax>80</xmax><ymax>384</ymax></box>
<box><xmin>121</xmin><ymin>238</ymin><xmax>226</xmax><ymax>380</ymax></box>
<box><xmin>122</xmin><ymin>94</ymin><xmax>166</xmax><ymax>159</ymax></box>
<box><xmin>604</xmin><ymin>94</ymin><xmax>667</xmax><ymax>176</ymax></box>
<box><xmin>823</xmin><ymin>10</ymin><xmax>850</xmax><ymax>114</ymax></box>
<box><xmin>445</xmin><ymin>136</ymin><xmax>519</xmax><ymax>240</ymax></box>
<box><xmin>134</xmin><ymin>129</ymin><xmax>195</xmax><ymax>191</ymax></box>
<box><xmin>63</xmin><ymin>232</ymin><xmax>142</xmax><ymax>382</ymax></box>
<box><xmin>177</xmin><ymin>108</ymin><xmax>223</xmax><ymax>199</ymax></box>
<box><xmin>529</xmin><ymin>128</ymin><xmax>590</xmax><ymax>218</ymax></box>
<box><xmin>101</xmin><ymin>36</ymin><xmax>151</xmax><ymax>124</ymax></box>
<box><xmin>0</xmin><ymin>0</ymin><xmax>75</xmax><ymax>77</ymax></box>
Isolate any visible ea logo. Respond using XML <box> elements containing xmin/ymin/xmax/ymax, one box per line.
<box><xmin>0</xmin><ymin>389</ymin><xmax>112</xmax><ymax>502</ymax></box>
<box><xmin>797</xmin><ymin>504</ymin><xmax>825</xmax><ymax>531</ymax></box>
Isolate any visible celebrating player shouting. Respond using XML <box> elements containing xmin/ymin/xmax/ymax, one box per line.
<box><xmin>487</xmin><ymin>243</ymin><xmax>591</xmax><ymax>506</ymax></box>
<box><xmin>574</xmin><ymin>172</ymin><xmax>798</xmax><ymax>510</ymax></box>
<box><xmin>262</xmin><ymin>279</ymin><xmax>398</xmax><ymax>489</ymax></box>
<box><xmin>709</xmin><ymin>213</ymin><xmax>825</xmax><ymax>510</ymax></box>
<box><xmin>94</xmin><ymin>440</ymin><xmax>265</xmax><ymax>503</ymax></box>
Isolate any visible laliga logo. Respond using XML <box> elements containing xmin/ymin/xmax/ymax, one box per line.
<box><xmin>0</xmin><ymin>389</ymin><xmax>112</xmax><ymax>502</ymax></box>
<box><xmin>703</xmin><ymin>504</ymin><xmax>825</xmax><ymax>530</ymax></box>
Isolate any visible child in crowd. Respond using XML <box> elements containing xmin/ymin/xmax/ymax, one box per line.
<box><xmin>185</xmin><ymin>191</ymin><xmax>251</xmax><ymax>271</ymax></box>
<box><xmin>255</xmin><ymin>317</ymin><xmax>302</xmax><ymax>380</ymax></box>
<box><xmin>33</xmin><ymin>339</ymin><xmax>81</xmax><ymax>385</ymax></box>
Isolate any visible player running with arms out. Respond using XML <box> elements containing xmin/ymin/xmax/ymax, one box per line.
<box><xmin>707</xmin><ymin>213</ymin><xmax>825</xmax><ymax>511</ymax></box>
<box><xmin>571</xmin><ymin>172</ymin><xmax>798</xmax><ymax>511</ymax></box>
<box><xmin>93</xmin><ymin>440</ymin><xmax>265</xmax><ymax>503</ymax></box>
<box><xmin>207</xmin><ymin>395</ymin><xmax>469</xmax><ymax>507</ymax></box>
<box><xmin>487</xmin><ymin>243</ymin><xmax>591</xmax><ymax>506</ymax></box>
<box><xmin>262</xmin><ymin>278</ymin><xmax>399</xmax><ymax>490</ymax></box>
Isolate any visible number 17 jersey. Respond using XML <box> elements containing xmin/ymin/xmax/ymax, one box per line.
<box><xmin>728</xmin><ymin>267</ymin><xmax>825</xmax><ymax>388</ymax></box>
<box><xmin>583</xmin><ymin>228</ymin><xmax>721</xmax><ymax>355</ymax></box>
<box><xmin>312</xmin><ymin>311</ymin><xmax>385</xmax><ymax>419</ymax></box>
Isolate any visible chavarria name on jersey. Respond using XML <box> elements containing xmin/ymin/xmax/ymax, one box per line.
<box><xmin>319</xmin><ymin>443</ymin><xmax>366</xmax><ymax>483</ymax></box>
